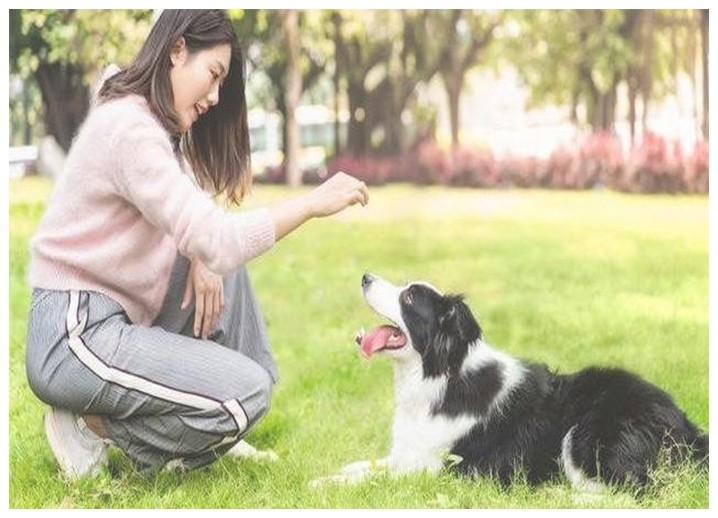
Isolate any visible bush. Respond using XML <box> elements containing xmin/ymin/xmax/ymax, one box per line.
<box><xmin>579</xmin><ymin>132</ymin><xmax>624</xmax><ymax>190</ymax></box>
<box><xmin>326</xmin><ymin>155</ymin><xmax>399</xmax><ymax>185</ymax></box>
<box><xmin>498</xmin><ymin>154</ymin><xmax>543</xmax><ymax>188</ymax></box>
<box><xmin>411</xmin><ymin>138</ymin><xmax>452</xmax><ymax>184</ymax></box>
<box><xmin>255</xmin><ymin>132</ymin><xmax>707</xmax><ymax>195</ymax></box>
<box><xmin>449</xmin><ymin>146</ymin><xmax>499</xmax><ymax>188</ymax></box>
<box><xmin>624</xmin><ymin>132</ymin><xmax>685</xmax><ymax>194</ymax></box>
<box><xmin>684</xmin><ymin>140</ymin><xmax>709</xmax><ymax>194</ymax></box>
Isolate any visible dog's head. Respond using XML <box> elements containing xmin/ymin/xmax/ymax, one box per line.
<box><xmin>356</xmin><ymin>273</ymin><xmax>482</xmax><ymax>378</ymax></box>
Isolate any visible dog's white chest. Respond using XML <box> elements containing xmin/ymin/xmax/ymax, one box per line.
<box><xmin>388</xmin><ymin>368</ymin><xmax>478</xmax><ymax>471</ymax></box>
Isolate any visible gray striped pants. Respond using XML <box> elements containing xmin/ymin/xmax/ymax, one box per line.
<box><xmin>26</xmin><ymin>255</ymin><xmax>278</xmax><ymax>471</ymax></box>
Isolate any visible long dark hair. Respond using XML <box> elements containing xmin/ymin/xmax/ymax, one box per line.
<box><xmin>99</xmin><ymin>9</ymin><xmax>251</xmax><ymax>205</ymax></box>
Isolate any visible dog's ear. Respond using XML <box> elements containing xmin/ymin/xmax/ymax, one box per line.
<box><xmin>425</xmin><ymin>295</ymin><xmax>482</xmax><ymax>378</ymax></box>
<box><xmin>439</xmin><ymin>295</ymin><xmax>482</xmax><ymax>344</ymax></box>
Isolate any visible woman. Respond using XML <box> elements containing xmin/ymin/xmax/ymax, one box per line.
<box><xmin>25</xmin><ymin>9</ymin><xmax>369</xmax><ymax>478</ymax></box>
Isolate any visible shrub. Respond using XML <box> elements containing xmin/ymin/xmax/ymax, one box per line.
<box><xmin>579</xmin><ymin>132</ymin><xmax>624</xmax><ymax>190</ymax></box>
<box><xmin>624</xmin><ymin>132</ymin><xmax>685</xmax><ymax>194</ymax></box>
<box><xmin>545</xmin><ymin>145</ymin><xmax>576</xmax><ymax>189</ymax></box>
<box><xmin>411</xmin><ymin>138</ymin><xmax>451</xmax><ymax>185</ymax></box>
<box><xmin>256</xmin><ymin>130</ymin><xmax>707</xmax><ymax>195</ymax></box>
<box><xmin>684</xmin><ymin>140</ymin><xmax>709</xmax><ymax>194</ymax></box>
<box><xmin>498</xmin><ymin>154</ymin><xmax>543</xmax><ymax>188</ymax></box>
<box><xmin>449</xmin><ymin>146</ymin><xmax>499</xmax><ymax>188</ymax></box>
<box><xmin>325</xmin><ymin>155</ymin><xmax>395</xmax><ymax>185</ymax></box>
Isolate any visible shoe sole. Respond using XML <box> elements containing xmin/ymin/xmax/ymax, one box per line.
<box><xmin>44</xmin><ymin>410</ymin><xmax>105</xmax><ymax>479</ymax></box>
<box><xmin>44</xmin><ymin>410</ymin><xmax>82</xmax><ymax>479</ymax></box>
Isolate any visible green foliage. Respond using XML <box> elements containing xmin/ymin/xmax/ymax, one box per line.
<box><xmin>8</xmin><ymin>9</ymin><xmax>705</xmax><ymax>155</ymax></box>
<box><xmin>10</xmin><ymin>9</ymin><xmax>153</xmax><ymax>83</ymax></box>
<box><xmin>502</xmin><ymin>9</ymin><xmax>700</xmax><ymax>129</ymax></box>
<box><xmin>9</xmin><ymin>180</ymin><xmax>708</xmax><ymax>509</ymax></box>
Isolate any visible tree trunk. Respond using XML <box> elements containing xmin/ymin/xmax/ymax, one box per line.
<box><xmin>382</xmin><ymin>109</ymin><xmax>403</xmax><ymax>155</ymax></box>
<box><xmin>445</xmin><ymin>75</ymin><xmax>461</xmax><ymax>148</ymax></box>
<box><xmin>590</xmin><ymin>81</ymin><xmax>618</xmax><ymax>132</ymax></box>
<box><xmin>35</xmin><ymin>62</ymin><xmax>89</xmax><ymax>152</ymax></box>
<box><xmin>627</xmin><ymin>79</ymin><xmax>637</xmax><ymax>146</ymax></box>
<box><xmin>701</xmin><ymin>9</ymin><xmax>709</xmax><ymax>140</ymax></box>
<box><xmin>281</xmin><ymin>10</ymin><xmax>302</xmax><ymax>188</ymax></box>
<box><xmin>332</xmin><ymin>11</ymin><xmax>343</xmax><ymax>156</ymax></box>
<box><xmin>347</xmin><ymin>83</ymin><xmax>368</xmax><ymax>156</ymax></box>
<box><xmin>372</xmin><ymin>81</ymin><xmax>402</xmax><ymax>155</ymax></box>
<box><xmin>22</xmin><ymin>83</ymin><xmax>32</xmax><ymax>145</ymax></box>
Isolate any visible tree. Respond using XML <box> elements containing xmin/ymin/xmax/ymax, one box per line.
<box><xmin>700</xmin><ymin>10</ymin><xmax>708</xmax><ymax>139</ymax></box>
<box><xmin>335</xmin><ymin>10</ymin><xmax>446</xmax><ymax>156</ymax></box>
<box><xmin>9</xmin><ymin>9</ymin><xmax>153</xmax><ymax>151</ymax></box>
<box><xmin>505</xmin><ymin>9</ymin><xmax>705</xmax><ymax>142</ymax></box>
<box><xmin>281</xmin><ymin>9</ymin><xmax>302</xmax><ymax>188</ymax></box>
<box><xmin>437</xmin><ymin>10</ymin><xmax>503</xmax><ymax>148</ymax></box>
<box><xmin>231</xmin><ymin>9</ymin><xmax>332</xmax><ymax>185</ymax></box>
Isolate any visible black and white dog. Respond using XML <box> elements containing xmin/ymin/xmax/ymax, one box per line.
<box><xmin>313</xmin><ymin>273</ymin><xmax>708</xmax><ymax>491</ymax></box>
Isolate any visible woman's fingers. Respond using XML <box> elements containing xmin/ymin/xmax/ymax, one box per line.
<box><xmin>194</xmin><ymin>289</ymin><xmax>205</xmax><ymax>337</ymax></box>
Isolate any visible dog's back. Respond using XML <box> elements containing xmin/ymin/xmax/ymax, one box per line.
<box><xmin>448</xmin><ymin>361</ymin><xmax>708</xmax><ymax>488</ymax></box>
<box><xmin>557</xmin><ymin>366</ymin><xmax>708</xmax><ymax>486</ymax></box>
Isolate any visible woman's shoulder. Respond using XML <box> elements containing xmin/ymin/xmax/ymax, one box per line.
<box><xmin>92</xmin><ymin>95</ymin><xmax>155</xmax><ymax>126</ymax></box>
<box><xmin>87</xmin><ymin>95</ymin><xmax>170</xmax><ymax>144</ymax></box>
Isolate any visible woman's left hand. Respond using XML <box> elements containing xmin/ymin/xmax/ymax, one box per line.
<box><xmin>182</xmin><ymin>258</ymin><xmax>225</xmax><ymax>339</ymax></box>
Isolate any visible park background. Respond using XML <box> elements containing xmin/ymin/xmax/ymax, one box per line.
<box><xmin>7</xmin><ymin>8</ymin><xmax>710</xmax><ymax>509</ymax></box>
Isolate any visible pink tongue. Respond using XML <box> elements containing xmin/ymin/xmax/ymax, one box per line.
<box><xmin>360</xmin><ymin>325</ymin><xmax>405</xmax><ymax>358</ymax></box>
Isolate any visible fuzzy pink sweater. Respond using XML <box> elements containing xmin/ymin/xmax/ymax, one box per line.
<box><xmin>29</xmin><ymin>94</ymin><xmax>276</xmax><ymax>325</ymax></box>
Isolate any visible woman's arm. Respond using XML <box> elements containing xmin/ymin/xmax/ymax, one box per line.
<box><xmin>269</xmin><ymin>172</ymin><xmax>369</xmax><ymax>241</ymax></box>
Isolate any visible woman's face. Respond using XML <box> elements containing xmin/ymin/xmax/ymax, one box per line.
<box><xmin>169</xmin><ymin>39</ymin><xmax>231</xmax><ymax>132</ymax></box>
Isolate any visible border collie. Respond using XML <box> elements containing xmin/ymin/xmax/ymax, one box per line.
<box><xmin>312</xmin><ymin>273</ymin><xmax>708</xmax><ymax>491</ymax></box>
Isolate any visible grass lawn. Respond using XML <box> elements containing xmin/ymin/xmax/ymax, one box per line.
<box><xmin>8</xmin><ymin>178</ymin><xmax>709</xmax><ymax>508</ymax></box>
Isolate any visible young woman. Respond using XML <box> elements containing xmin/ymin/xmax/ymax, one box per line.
<box><xmin>25</xmin><ymin>9</ymin><xmax>369</xmax><ymax>478</ymax></box>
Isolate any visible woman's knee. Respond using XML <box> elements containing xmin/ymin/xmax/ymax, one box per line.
<box><xmin>239</xmin><ymin>363</ymin><xmax>273</xmax><ymax>425</ymax></box>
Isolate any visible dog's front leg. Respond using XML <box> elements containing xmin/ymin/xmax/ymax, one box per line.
<box><xmin>309</xmin><ymin>458</ymin><xmax>389</xmax><ymax>487</ymax></box>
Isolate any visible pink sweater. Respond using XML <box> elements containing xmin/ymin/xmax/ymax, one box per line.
<box><xmin>29</xmin><ymin>94</ymin><xmax>276</xmax><ymax>325</ymax></box>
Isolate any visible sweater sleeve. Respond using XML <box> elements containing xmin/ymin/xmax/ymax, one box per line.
<box><xmin>109</xmin><ymin>106</ymin><xmax>275</xmax><ymax>275</ymax></box>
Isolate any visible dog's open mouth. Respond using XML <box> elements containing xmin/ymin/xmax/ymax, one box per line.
<box><xmin>355</xmin><ymin>325</ymin><xmax>407</xmax><ymax>358</ymax></box>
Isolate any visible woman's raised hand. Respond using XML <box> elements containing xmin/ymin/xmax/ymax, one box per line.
<box><xmin>306</xmin><ymin>172</ymin><xmax>369</xmax><ymax>218</ymax></box>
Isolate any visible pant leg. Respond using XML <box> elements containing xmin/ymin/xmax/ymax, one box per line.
<box><xmin>26</xmin><ymin>286</ymin><xmax>273</xmax><ymax>470</ymax></box>
<box><xmin>153</xmin><ymin>254</ymin><xmax>278</xmax><ymax>383</ymax></box>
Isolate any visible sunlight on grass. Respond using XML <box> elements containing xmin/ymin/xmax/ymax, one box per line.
<box><xmin>8</xmin><ymin>177</ymin><xmax>708</xmax><ymax>509</ymax></box>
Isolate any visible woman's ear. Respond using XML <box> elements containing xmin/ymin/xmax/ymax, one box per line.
<box><xmin>170</xmin><ymin>36</ymin><xmax>187</xmax><ymax>67</ymax></box>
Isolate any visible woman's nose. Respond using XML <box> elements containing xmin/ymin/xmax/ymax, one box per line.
<box><xmin>207</xmin><ymin>83</ymin><xmax>220</xmax><ymax>106</ymax></box>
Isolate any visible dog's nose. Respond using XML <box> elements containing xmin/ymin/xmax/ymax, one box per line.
<box><xmin>362</xmin><ymin>273</ymin><xmax>376</xmax><ymax>288</ymax></box>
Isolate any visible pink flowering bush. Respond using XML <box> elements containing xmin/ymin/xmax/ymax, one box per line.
<box><xmin>449</xmin><ymin>146</ymin><xmax>500</xmax><ymax>188</ymax></box>
<box><xmin>579</xmin><ymin>132</ymin><xmax>624</xmax><ymax>190</ymax></box>
<box><xmin>325</xmin><ymin>155</ymin><xmax>397</xmax><ymax>185</ymax></box>
<box><xmin>256</xmin><ymin>131</ymin><xmax>707</xmax><ymax>194</ymax></box>
<box><xmin>623</xmin><ymin>132</ymin><xmax>684</xmax><ymax>193</ymax></box>
<box><xmin>684</xmin><ymin>140</ymin><xmax>709</xmax><ymax>194</ymax></box>
<box><xmin>499</xmin><ymin>154</ymin><xmax>543</xmax><ymax>188</ymax></box>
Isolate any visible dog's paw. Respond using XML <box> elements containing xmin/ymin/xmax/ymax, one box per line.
<box><xmin>338</xmin><ymin>459</ymin><xmax>375</xmax><ymax>476</ymax></box>
<box><xmin>226</xmin><ymin>440</ymin><xmax>279</xmax><ymax>462</ymax></box>
<box><xmin>309</xmin><ymin>459</ymin><xmax>388</xmax><ymax>489</ymax></box>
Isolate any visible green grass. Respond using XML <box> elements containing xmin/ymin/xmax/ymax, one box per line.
<box><xmin>8</xmin><ymin>178</ymin><xmax>709</xmax><ymax>508</ymax></box>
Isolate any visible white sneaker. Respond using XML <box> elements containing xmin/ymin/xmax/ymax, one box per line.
<box><xmin>226</xmin><ymin>440</ymin><xmax>279</xmax><ymax>462</ymax></box>
<box><xmin>44</xmin><ymin>407</ymin><xmax>108</xmax><ymax>479</ymax></box>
